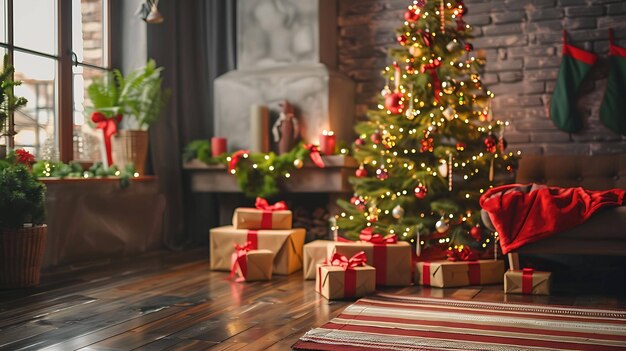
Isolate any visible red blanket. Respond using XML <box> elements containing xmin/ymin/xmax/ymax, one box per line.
<box><xmin>480</xmin><ymin>184</ymin><xmax>625</xmax><ymax>254</ymax></box>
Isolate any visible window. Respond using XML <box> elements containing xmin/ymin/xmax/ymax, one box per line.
<box><xmin>0</xmin><ymin>0</ymin><xmax>110</xmax><ymax>162</ymax></box>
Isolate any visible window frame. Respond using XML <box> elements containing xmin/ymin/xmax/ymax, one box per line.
<box><xmin>0</xmin><ymin>0</ymin><xmax>112</xmax><ymax>163</ymax></box>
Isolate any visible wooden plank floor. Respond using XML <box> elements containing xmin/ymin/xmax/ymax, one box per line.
<box><xmin>1</xmin><ymin>249</ymin><xmax>625</xmax><ymax>351</ymax></box>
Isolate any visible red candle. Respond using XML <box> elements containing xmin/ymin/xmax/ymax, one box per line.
<box><xmin>211</xmin><ymin>137</ymin><xmax>227</xmax><ymax>157</ymax></box>
<box><xmin>319</xmin><ymin>130</ymin><xmax>336</xmax><ymax>155</ymax></box>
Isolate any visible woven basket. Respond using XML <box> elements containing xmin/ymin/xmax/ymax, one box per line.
<box><xmin>0</xmin><ymin>225</ymin><xmax>47</xmax><ymax>288</ymax></box>
<box><xmin>112</xmin><ymin>130</ymin><xmax>149</xmax><ymax>175</ymax></box>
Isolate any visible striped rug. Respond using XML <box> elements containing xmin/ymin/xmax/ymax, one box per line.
<box><xmin>293</xmin><ymin>294</ymin><xmax>626</xmax><ymax>351</ymax></box>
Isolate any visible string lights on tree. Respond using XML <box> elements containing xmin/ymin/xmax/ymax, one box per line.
<box><xmin>336</xmin><ymin>0</ymin><xmax>519</xmax><ymax>257</ymax></box>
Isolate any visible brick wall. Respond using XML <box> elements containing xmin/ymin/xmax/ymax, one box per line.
<box><xmin>338</xmin><ymin>0</ymin><xmax>626</xmax><ymax>155</ymax></box>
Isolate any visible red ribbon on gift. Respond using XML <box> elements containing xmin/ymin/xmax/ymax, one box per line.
<box><xmin>319</xmin><ymin>252</ymin><xmax>367</xmax><ymax>297</ymax></box>
<box><xmin>420</xmin><ymin>59</ymin><xmax>442</xmax><ymax>103</ymax></box>
<box><xmin>91</xmin><ymin>112</ymin><xmax>122</xmax><ymax>166</ymax></box>
<box><xmin>229</xmin><ymin>241</ymin><xmax>254</xmax><ymax>281</ymax></box>
<box><xmin>255</xmin><ymin>197</ymin><xmax>288</xmax><ymax>229</ymax></box>
<box><xmin>304</xmin><ymin>144</ymin><xmax>325</xmax><ymax>168</ymax></box>
<box><xmin>422</xmin><ymin>262</ymin><xmax>432</xmax><ymax>286</ymax></box>
<box><xmin>522</xmin><ymin>268</ymin><xmax>534</xmax><ymax>294</ymax></box>
<box><xmin>359</xmin><ymin>228</ymin><xmax>396</xmax><ymax>285</ymax></box>
<box><xmin>228</xmin><ymin>150</ymin><xmax>250</xmax><ymax>173</ymax></box>
<box><xmin>247</xmin><ymin>230</ymin><xmax>258</xmax><ymax>250</ymax></box>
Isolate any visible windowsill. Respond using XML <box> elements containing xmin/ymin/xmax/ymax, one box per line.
<box><xmin>40</xmin><ymin>175</ymin><xmax>156</xmax><ymax>184</ymax></box>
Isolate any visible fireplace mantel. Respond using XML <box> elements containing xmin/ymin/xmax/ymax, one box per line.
<box><xmin>183</xmin><ymin>155</ymin><xmax>357</xmax><ymax>193</ymax></box>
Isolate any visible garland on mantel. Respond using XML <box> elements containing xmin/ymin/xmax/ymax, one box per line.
<box><xmin>184</xmin><ymin>140</ymin><xmax>348</xmax><ymax>198</ymax></box>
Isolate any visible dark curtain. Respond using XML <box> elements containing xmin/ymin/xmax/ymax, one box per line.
<box><xmin>145</xmin><ymin>0</ymin><xmax>237</xmax><ymax>247</ymax></box>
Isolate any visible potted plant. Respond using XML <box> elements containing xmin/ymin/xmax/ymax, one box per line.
<box><xmin>0</xmin><ymin>150</ymin><xmax>47</xmax><ymax>288</ymax></box>
<box><xmin>0</xmin><ymin>55</ymin><xmax>28</xmax><ymax>159</ymax></box>
<box><xmin>86</xmin><ymin>60</ymin><xmax>168</xmax><ymax>174</ymax></box>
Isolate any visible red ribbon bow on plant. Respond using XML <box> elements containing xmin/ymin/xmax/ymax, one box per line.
<box><xmin>359</xmin><ymin>227</ymin><xmax>398</xmax><ymax>244</ymax></box>
<box><xmin>304</xmin><ymin>144</ymin><xmax>325</xmax><ymax>168</ymax></box>
<box><xmin>420</xmin><ymin>59</ymin><xmax>442</xmax><ymax>103</ymax></box>
<box><xmin>446</xmin><ymin>246</ymin><xmax>478</xmax><ymax>262</ymax></box>
<box><xmin>91</xmin><ymin>112</ymin><xmax>122</xmax><ymax>166</ymax></box>
<box><xmin>328</xmin><ymin>251</ymin><xmax>367</xmax><ymax>270</ymax></box>
<box><xmin>228</xmin><ymin>149</ymin><xmax>250</xmax><ymax>173</ymax></box>
<box><xmin>229</xmin><ymin>241</ymin><xmax>255</xmax><ymax>281</ymax></box>
<box><xmin>255</xmin><ymin>197</ymin><xmax>288</xmax><ymax>211</ymax></box>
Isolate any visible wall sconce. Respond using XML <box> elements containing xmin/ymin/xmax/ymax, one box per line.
<box><xmin>137</xmin><ymin>0</ymin><xmax>164</xmax><ymax>24</ymax></box>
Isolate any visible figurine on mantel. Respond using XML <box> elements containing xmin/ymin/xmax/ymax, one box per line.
<box><xmin>272</xmin><ymin>100</ymin><xmax>300</xmax><ymax>154</ymax></box>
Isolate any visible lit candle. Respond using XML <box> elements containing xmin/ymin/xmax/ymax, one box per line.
<box><xmin>319</xmin><ymin>130</ymin><xmax>336</xmax><ymax>155</ymax></box>
<box><xmin>211</xmin><ymin>137</ymin><xmax>227</xmax><ymax>157</ymax></box>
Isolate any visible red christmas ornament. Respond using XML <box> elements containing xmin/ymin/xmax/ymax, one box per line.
<box><xmin>498</xmin><ymin>137</ymin><xmax>508</xmax><ymax>153</ymax></box>
<box><xmin>470</xmin><ymin>225</ymin><xmax>482</xmax><ymax>241</ymax></box>
<box><xmin>397</xmin><ymin>34</ymin><xmax>408</xmax><ymax>45</ymax></box>
<box><xmin>455</xmin><ymin>142</ymin><xmax>466</xmax><ymax>152</ymax></box>
<box><xmin>414</xmin><ymin>185</ymin><xmax>428</xmax><ymax>199</ymax></box>
<box><xmin>484</xmin><ymin>134</ymin><xmax>497</xmax><ymax>153</ymax></box>
<box><xmin>404</xmin><ymin>8</ymin><xmax>421</xmax><ymax>22</ymax></box>
<box><xmin>376</xmin><ymin>168</ymin><xmax>389</xmax><ymax>180</ymax></box>
<box><xmin>355</xmin><ymin>137</ymin><xmax>365</xmax><ymax>146</ymax></box>
<box><xmin>405</xmin><ymin>64</ymin><xmax>415</xmax><ymax>74</ymax></box>
<box><xmin>421</xmin><ymin>31</ymin><xmax>432</xmax><ymax>47</ymax></box>
<box><xmin>420</xmin><ymin>137</ymin><xmax>434</xmax><ymax>153</ymax></box>
<box><xmin>384</xmin><ymin>92</ymin><xmax>404</xmax><ymax>114</ymax></box>
<box><xmin>370</xmin><ymin>131</ymin><xmax>382</xmax><ymax>144</ymax></box>
<box><xmin>465</xmin><ymin>43</ymin><xmax>473</xmax><ymax>52</ymax></box>
<box><xmin>356</xmin><ymin>165</ymin><xmax>368</xmax><ymax>178</ymax></box>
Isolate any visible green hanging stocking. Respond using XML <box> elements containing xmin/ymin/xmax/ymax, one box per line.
<box><xmin>600</xmin><ymin>29</ymin><xmax>626</xmax><ymax>135</ymax></box>
<box><xmin>550</xmin><ymin>31</ymin><xmax>597</xmax><ymax>133</ymax></box>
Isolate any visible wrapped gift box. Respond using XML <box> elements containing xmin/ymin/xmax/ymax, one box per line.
<box><xmin>329</xmin><ymin>241</ymin><xmax>412</xmax><ymax>286</ymax></box>
<box><xmin>316</xmin><ymin>263</ymin><xmax>376</xmax><ymax>300</ymax></box>
<box><xmin>505</xmin><ymin>269</ymin><xmax>551</xmax><ymax>295</ymax></box>
<box><xmin>232</xmin><ymin>249</ymin><xmax>274</xmax><ymax>282</ymax></box>
<box><xmin>303</xmin><ymin>240</ymin><xmax>334</xmax><ymax>280</ymax></box>
<box><xmin>232</xmin><ymin>208</ymin><xmax>292</xmax><ymax>230</ymax></box>
<box><xmin>210</xmin><ymin>226</ymin><xmax>305</xmax><ymax>275</ymax></box>
<box><xmin>415</xmin><ymin>260</ymin><xmax>505</xmax><ymax>288</ymax></box>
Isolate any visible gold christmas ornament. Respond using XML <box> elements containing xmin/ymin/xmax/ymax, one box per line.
<box><xmin>293</xmin><ymin>159</ymin><xmax>304</xmax><ymax>169</ymax></box>
<box><xmin>409</xmin><ymin>45</ymin><xmax>422</xmax><ymax>57</ymax></box>
<box><xmin>392</xmin><ymin>205</ymin><xmax>405</xmax><ymax>219</ymax></box>
<box><xmin>442</xmin><ymin>106</ymin><xmax>455</xmax><ymax>121</ymax></box>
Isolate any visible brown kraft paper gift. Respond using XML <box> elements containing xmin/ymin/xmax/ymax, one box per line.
<box><xmin>232</xmin><ymin>249</ymin><xmax>274</xmax><ymax>282</ymax></box>
<box><xmin>504</xmin><ymin>269</ymin><xmax>551</xmax><ymax>295</ymax></box>
<box><xmin>329</xmin><ymin>242</ymin><xmax>412</xmax><ymax>286</ymax></box>
<box><xmin>232</xmin><ymin>207</ymin><xmax>292</xmax><ymax>230</ymax></box>
<box><xmin>210</xmin><ymin>226</ymin><xmax>305</xmax><ymax>275</ymax></box>
<box><xmin>303</xmin><ymin>240</ymin><xmax>334</xmax><ymax>280</ymax></box>
<box><xmin>316</xmin><ymin>263</ymin><xmax>376</xmax><ymax>300</ymax></box>
<box><xmin>415</xmin><ymin>260</ymin><xmax>505</xmax><ymax>288</ymax></box>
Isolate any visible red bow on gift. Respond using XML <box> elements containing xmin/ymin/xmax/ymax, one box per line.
<box><xmin>91</xmin><ymin>112</ymin><xmax>122</xmax><ymax>166</ymax></box>
<box><xmin>446</xmin><ymin>246</ymin><xmax>478</xmax><ymax>262</ymax></box>
<box><xmin>328</xmin><ymin>251</ymin><xmax>367</xmax><ymax>270</ymax></box>
<box><xmin>228</xmin><ymin>149</ymin><xmax>250</xmax><ymax>173</ymax></box>
<box><xmin>255</xmin><ymin>197</ymin><xmax>288</xmax><ymax>211</ymax></box>
<box><xmin>359</xmin><ymin>227</ymin><xmax>398</xmax><ymax>244</ymax></box>
<box><xmin>304</xmin><ymin>144</ymin><xmax>325</xmax><ymax>168</ymax></box>
<box><xmin>229</xmin><ymin>241</ymin><xmax>254</xmax><ymax>281</ymax></box>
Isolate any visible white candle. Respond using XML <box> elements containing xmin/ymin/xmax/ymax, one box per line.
<box><xmin>250</xmin><ymin>105</ymin><xmax>269</xmax><ymax>153</ymax></box>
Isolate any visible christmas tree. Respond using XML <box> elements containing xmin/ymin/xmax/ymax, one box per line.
<box><xmin>336</xmin><ymin>0</ymin><xmax>519</xmax><ymax>256</ymax></box>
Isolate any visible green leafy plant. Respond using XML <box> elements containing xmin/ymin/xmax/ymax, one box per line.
<box><xmin>0</xmin><ymin>162</ymin><xmax>46</xmax><ymax>229</ymax></box>
<box><xmin>0</xmin><ymin>55</ymin><xmax>28</xmax><ymax>134</ymax></box>
<box><xmin>85</xmin><ymin>71</ymin><xmax>123</xmax><ymax>118</ymax></box>
<box><xmin>86</xmin><ymin>59</ymin><xmax>169</xmax><ymax>130</ymax></box>
<box><xmin>120</xmin><ymin>59</ymin><xmax>170</xmax><ymax>130</ymax></box>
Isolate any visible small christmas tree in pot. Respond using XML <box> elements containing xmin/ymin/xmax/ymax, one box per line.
<box><xmin>336</xmin><ymin>0</ymin><xmax>518</xmax><ymax>259</ymax></box>
<box><xmin>0</xmin><ymin>150</ymin><xmax>47</xmax><ymax>288</ymax></box>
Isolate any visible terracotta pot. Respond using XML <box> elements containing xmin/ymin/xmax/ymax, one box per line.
<box><xmin>112</xmin><ymin>130</ymin><xmax>149</xmax><ymax>175</ymax></box>
<box><xmin>0</xmin><ymin>225</ymin><xmax>47</xmax><ymax>288</ymax></box>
